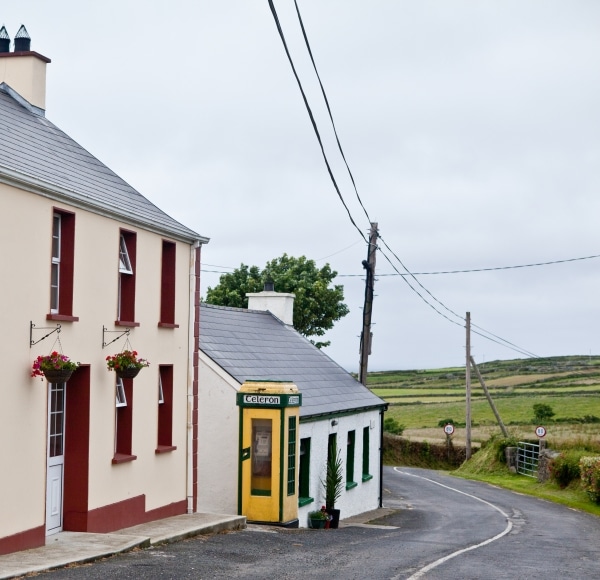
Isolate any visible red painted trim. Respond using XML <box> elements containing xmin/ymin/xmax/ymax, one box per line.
<box><xmin>85</xmin><ymin>496</ymin><xmax>187</xmax><ymax>533</ymax></box>
<box><xmin>114</xmin><ymin>320</ymin><xmax>140</xmax><ymax>327</ymax></box>
<box><xmin>158</xmin><ymin>322</ymin><xmax>179</xmax><ymax>328</ymax></box>
<box><xmin>63</xmin><ymin>366</ymin><xmax>91</xmax><ymax>532</ymax></box>
<box><xmin>0</xmin><ymin>51</ymin><xmax>51</xmax><ymax>63</ymax></box>
<box><xmin>160</xmin><ymin>240</ymin><xmax>176</xmax><ymax>325</ymax></box>
<box><xmin>112</xmin><ymin>453</ymin><xmax>137</xmax><ymax>464</ymax></box>
<box><xmin>157</xmin><ymin>366</ymin><xmax>173</xmax><ymax>448</ymax></box>
<box><xmin>87</xmin><ymin>495</ymin><xmax>146</xmax><ymax>533</ymax></box>
<box><xmin>118</xmin><ymin>230</ymin><xmax>137</xmax><ymax>323</ymax></box>
<box><xmin>115</xmin><ymin>379</ymin><xmax>134</xmax><ymax>456</ymax></box>
<box><xmin>0</xmin><ymin>525</ymin><xmax>45</xmax><ymax>556</ymax></box>
<box><xmin>155</xmin><ymin>445</ymin><xmax>177</xmax><ymax>454</ymax></box>
<box><xmin>145</xmin><ymin>499</ymin><xmax>187</xmax><ymax>522</ymax></box>
<box><xmin>46</xmin><ymin>313</ymin><xmax>79</xmax><ymax>322</ymax></box>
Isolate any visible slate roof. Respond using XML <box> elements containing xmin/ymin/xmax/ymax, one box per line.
<box><xmin>199</xmin><ymin>303</ymin><xmax>387</xmax><ymax>419</ymax></box>
<box><xmin>0</xmin><ymin>83</ymin><xmax>207</xmax><ymax>244</ymax></box>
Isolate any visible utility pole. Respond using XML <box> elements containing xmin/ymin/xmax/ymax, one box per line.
<box><xmin>470</xmin><ymin>355</ymin><xmax>509</xmax><ymax>438</ymax></box>
<box><xmin>465</xmin><ymin>312</ymin><xmax>472</xmax><ymax>460</ymax></box>
<box><xmin>358</xmin><ymin>222</ymin><xmax>378</xmax><ymax>386</ymax></box>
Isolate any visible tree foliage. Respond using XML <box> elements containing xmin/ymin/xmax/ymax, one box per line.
<box><xmin>204</xmin><ymin>254</ymin><xmax>349</xmax><ymax>348</ymax></box>
<box><xmin>533</xmin><ymin>403</ymin><xmax>555</xmax><ymax>423</ymax></box>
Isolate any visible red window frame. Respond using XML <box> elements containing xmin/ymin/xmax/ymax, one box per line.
<box><xmin>156</xmin><ymin>365</ymin><xmax>176</xmax><ymax>453</ymax></box>
<box><xmin>113</xmin><ymin>378</ymin><xmax>136</xmax><ymax>464</ymax></box>
<box><xmin>47</xmin><ymin>209</ymin><xmax>79</xmax><ymax>322</ymax></box>
<box><xmin>159</xmin><ymin>240</ymin><xmax>178</xmax><ymax>328</ymax></box>
<box><xmin>117</xmin><ymin>229</ymin><xmax>138</xmax><ymax>327</ymax></box>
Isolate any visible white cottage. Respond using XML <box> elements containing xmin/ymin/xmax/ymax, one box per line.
<box><xmin>198</xmin><ymin>291</ymin><xmax>387</xmax><ymax>527</ymax></box>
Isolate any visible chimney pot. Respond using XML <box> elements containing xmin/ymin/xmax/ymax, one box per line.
<box><xmin>264</xmin><ymin>281</ymin><xmax>275</xmax><ymax>292</ymax></box>
<box><xmin>0</xmin><ymin>26</ymin><xmax>9</xmax><ymax>53</ymax></box>
<box><xmin>14</xmin><ymin>24</ymin><xmax>31</xmax><ymax>52</ymax></box>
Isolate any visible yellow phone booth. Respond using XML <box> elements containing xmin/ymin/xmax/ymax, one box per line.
<box><xmin>236</xmin><ymin>380</ymin><xmax>302</xmax><ymax>527</ymax></box>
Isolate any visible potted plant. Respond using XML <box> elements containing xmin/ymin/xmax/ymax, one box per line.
<box><xmin>31</xmin><ymin>352</ymin><xmax>79</xmax><ymax>383</ymax></box>
<box><xmin>322</xmin><ymin>439</ymin><xmax>344</xmax><ymax>529</ymax></box>
<box><xmin>106</xmin><ymin>349</ymin><xmax>149</xmax><ymax>379</ymax></box>
<box><xmin>308</xmin><ymin>507</ymin><xmax>329</xmax><ymax>529</ymax></box>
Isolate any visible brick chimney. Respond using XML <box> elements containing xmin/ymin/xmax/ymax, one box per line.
<box><xmin>0</xmin><ymin>25</ymin><xmax>51</xmax><ymax>111</ymax></box>
<box><xmin>246</xmin><ymin>284</ymin><xmax>295</xmax><ymax>326</ymax></box>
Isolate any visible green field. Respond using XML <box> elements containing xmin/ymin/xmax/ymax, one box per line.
<box><xmin>369</xmin><ymin>355</ymin><xmax>600</xmax><ymax>431</ymax></box>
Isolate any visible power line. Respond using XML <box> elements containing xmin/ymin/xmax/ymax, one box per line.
<box><xmin>292</xmin><ymin>0</ymin><xmax>371</xmax><ymax>224</ymax></box>
<box><xmin>268</xmin><ymin>1</ymin><xmax>540</xmax><ymax>361</ymax></box>
<box><xmin>336</xmin><ymin>252</ymin><xmax>600</xmax><ymax>276</ymax></box>
<box><xmin>267</xmin><ymin>0</ymin><xmax>367</xmax><ymax>244</ymax></box>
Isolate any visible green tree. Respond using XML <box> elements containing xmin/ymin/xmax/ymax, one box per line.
<box><xmin>533</xmin><ymin>403</ymin><xmax>555</xmax><ymax>423</ymax></box>
<box><xmin>204</xmin><ymin>254</ymin><xmax>349</xmax><ymax>348</ymax></box>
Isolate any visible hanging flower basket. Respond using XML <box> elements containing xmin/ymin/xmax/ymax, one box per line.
<box><xmin>43</xmin><ymin>368</ymin><xmax>75</xmax><ymax>383</ymax></box>
<box><xmin>106</xmin><ymin>350</ymin><xmax>149</xmax><ymax>379</ymax></box>
<box><xmin>115</xmin><ymin>366</ymin><xmax>141</xmax><ymax>379</ymax></box>
<box><xmin>31</xmin><ymin>352</ymin><xmax>79</xmax><ymax>383</ymax></box>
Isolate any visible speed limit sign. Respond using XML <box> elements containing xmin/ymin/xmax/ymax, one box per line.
<box><xmin>444</xmin><ymin>424</ymin><xmax>455</xmax><ymax>436</ymax></box>
<box><xmin>535</xmin><ymin>426</ymin><xmax>546</xmax><ymax>438</ymax></box>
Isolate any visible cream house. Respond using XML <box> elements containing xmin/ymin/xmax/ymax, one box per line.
<box><xmin>0</xmin><ymin>27</ymin><xmax>208</xmax><ymax>554</ymax></box>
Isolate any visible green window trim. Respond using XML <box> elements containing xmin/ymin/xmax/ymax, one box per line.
<box><xmin>345</xmin><ymin>481</ymin><xmax>358</xmax><ymax>490</ymax></box>
<box><xmin>298</xmin><ymin>497</ymin><xmax>314</xmax><ymax>507</ymax></box>
<box><xmin>362</xmin><ymin>473</ymin><xmax>374</xmax><ymax>482</ymax></box>
<box><xmin>299</xmin><ymin>437</ymin><xmax>311</xmax><ymax>500</ymax></box>
<box><xmin>346</xmin><ymin>430</ymin><xmax>355</xmax><ymax>485</ymax></box>
<box><xmin>362</xmin><ymin>426</ymin><xmax>370</xmax><ymax>479</ymax></box>
<box><xmin>287</xmin><ymin>416</ymin><xmax>297</xmax><ymax>496</ymax></box>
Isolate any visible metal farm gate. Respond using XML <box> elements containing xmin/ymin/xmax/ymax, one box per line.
<box><xmin>517</xmin><ymin>441</ymin><xmax>540</xmax><ymax>477</ymax></box>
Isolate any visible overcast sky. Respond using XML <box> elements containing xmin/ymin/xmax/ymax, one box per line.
<box><xmin>4</xmin><ymin>1</ymin><xmax>600</xmax><ymax>372</ymax></box>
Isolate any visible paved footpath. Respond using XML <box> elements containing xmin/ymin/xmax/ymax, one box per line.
<box><xmin>0</xmin><ymin>513</ymin><xmax>246</xmax><ymax>579</ymax></box>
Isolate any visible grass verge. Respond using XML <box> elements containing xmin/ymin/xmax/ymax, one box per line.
<box><xmin>451</xmin><ymin>438</ymin><xmax>600</xmax><ymax>517</ymax></box>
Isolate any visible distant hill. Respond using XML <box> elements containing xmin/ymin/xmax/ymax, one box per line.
<box><xmin>365</xmin><ymin>355</ymin><xmax>600</xmax><ymax>392</ymax></box>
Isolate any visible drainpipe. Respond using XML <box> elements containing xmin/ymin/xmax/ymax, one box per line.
<box><xmin>379</xmin><ymin>408</ymin><xmax>385</xmax><ymax>508</ymax></box>
<box><xmin>186</xmin><ymin>241</ymin><xmax>200</xmax><ymax>513</ymax></box>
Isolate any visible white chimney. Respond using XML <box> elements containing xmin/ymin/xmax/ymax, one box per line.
<box><xmin>246</xmin><ymin>285</ymin><xmax>295</xmax><ymax>326</ymax></box>
<box><xmin>0</xmin><ymin>25</ymin><xmax>50</xmax><ymax>111</ymax></box>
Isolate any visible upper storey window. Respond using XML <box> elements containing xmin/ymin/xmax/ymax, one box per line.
<box><xmin>117</xmin><ymin>231</ymin><xmax>138</xmax><ymax>326</ymax></box>
<box><xmin>48</xmin><ymin>210</ymin><xmax>78</xmax><ymax>321</ymax></box>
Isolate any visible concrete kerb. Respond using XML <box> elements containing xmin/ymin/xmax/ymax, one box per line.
<box><xmin>0</xmin><ymin>513</ymin><xmax>246</xmax><ymax>580</ymax></box>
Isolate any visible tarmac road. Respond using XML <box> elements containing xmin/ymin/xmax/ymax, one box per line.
<box><xmin>40</xmin><ymin>466</ymin><xmax>600</xmax><ymax>579</ymax></box>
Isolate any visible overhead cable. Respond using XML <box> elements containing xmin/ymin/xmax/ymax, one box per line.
<box><xmin>267</xmin><ymin>0</ymin><xmax>367</xmax><ymax>243</ymax></box>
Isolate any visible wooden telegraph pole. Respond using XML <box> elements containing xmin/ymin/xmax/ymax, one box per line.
<box><xmin>358</xmin><ymin>223</ymin><xmax>378</xmax><ymax>386</ymax></box>
<box><xmin>465</xmin><ymin>312</ymin><xmax>472</xmax><ymax>460</ymax></box>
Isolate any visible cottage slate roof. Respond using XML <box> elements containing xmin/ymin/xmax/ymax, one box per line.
<box><xmin>199</xmin><ymin>303</ymin><xmax>387</xmax><ymax>419</ymax></box>
<box><xmin>0</xmin><ymin>84</ymin><xmax>207</xmax><ymax>244</ymax></box>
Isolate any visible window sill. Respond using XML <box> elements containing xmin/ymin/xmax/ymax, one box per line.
<box><xmin>362</xmin><ymin>473</ymin><xmax>374</xmax><ymax>482</ymax></box>
<box><xmin>158</xmin><ymin>322</ymin><xmax>180</xmax><ymax>329</ymax></box>
<box><xmin>112</xmin><ymin>453</ymin><xmax>137</xmax><ymax>464</ymax></box>
<box><xmin>345</xmin><ymin>481</ymin><xmax>358</xmax><ymax>490</ymax></box>
<box><xmin>155</xmin><ymin>445</ymin><xmax>177</xmax><ymax>454</ymax></box>
<box><xmin>298</xmin><ymin>497</ymin><xmax>314</xmax><ymax>507</ymax></box>
<box><xmin>46</xmin><ymin>313</ymin><xmax>79</xmax><ymax>322</ymax></box>
<box><xmin>115</xmin><ymin>320</ymin><xmax>140</xmax><ymax>327</ymax></box>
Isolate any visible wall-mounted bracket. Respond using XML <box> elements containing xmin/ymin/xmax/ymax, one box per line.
<box><xmin>102</xmin><ymin>326</ymin><xmax>130</xmax><ymax>349</ymax></box>
<box><xmin>30</xmin><ymin>321</ymin><xmax>61</xmax><ymax>347</ymax></box>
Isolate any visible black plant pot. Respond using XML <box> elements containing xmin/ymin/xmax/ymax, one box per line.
<box><xmin>328</xmin><ymin>508</ymin><xmax>340</xmax><ymax>529</ymax></box>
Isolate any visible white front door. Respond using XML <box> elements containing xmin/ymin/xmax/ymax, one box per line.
<box><xmin>46</xmin><ymin>381</ymin><xmax>66</xmax><ymax>535</ymax></box>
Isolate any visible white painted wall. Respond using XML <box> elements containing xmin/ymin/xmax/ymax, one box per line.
<box><xmin>197</xmin><ymin>355</ymin><xmax>240</xmax><ymax>514</ymax></box>
<box><xmin>297</xmin><ymin>410</ymin><xmax>383</xmax><ymax>528</ymax></box>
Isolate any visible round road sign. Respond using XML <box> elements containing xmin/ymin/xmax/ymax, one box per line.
<box><xmin>444</xmin><ymin>424</ymin><xmax>455</xmax><ymax>436</ymax></box>
<box><xmin>535</xmin><ymin>426</ymin><xmax>546</xmax><ymax>438</ymax></box>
